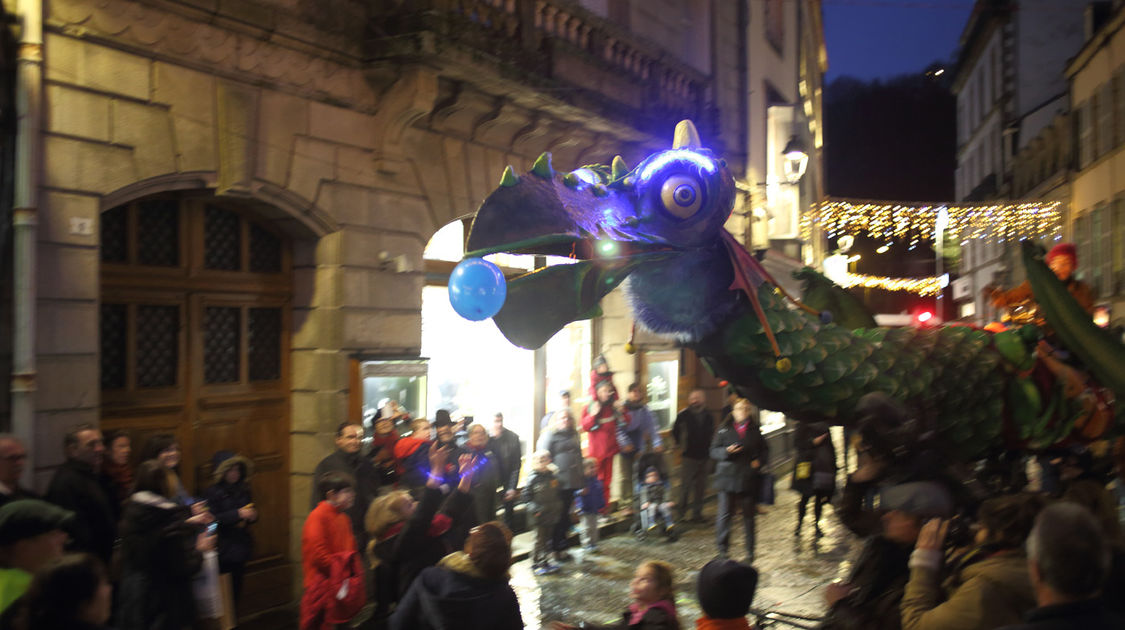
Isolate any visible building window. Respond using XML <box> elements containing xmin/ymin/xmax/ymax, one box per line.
<box><xmin>1114</xmin><ymin>198</ymin><xmax>1125</xmax><ymax>293</ymax></box>
<box><xmin>1075</xmin><ymin>213</ymin><xmax>1091</xmax><ymax>283</ymax></box>
<box><xmin>1078</xmin><ymin>101</ymin><xmax>1094</xmax><ymax>169</ymax></box>
<box><xmin>1098</xmin><ymin>83</ymin><xmax>1114</xmax><ymax>158</ymax></box>
<box><xmin>765</xmin><ymin>0</ymin><xmax>784</xmax><ymax>52</ymax></box>
<box><xmin>1116</xmin><ymin>70</ymin><xmax>1125</xmax><ymax>147</ymax></box>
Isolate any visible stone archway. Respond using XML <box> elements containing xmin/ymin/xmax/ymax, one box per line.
<box><xmin>98</xmin><ymin>191</ymin><xmax>295</xmax><ymax>616</ymax></box>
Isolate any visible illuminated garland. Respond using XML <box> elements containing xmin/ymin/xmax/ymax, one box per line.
<box><xmin>838</xmin><ymin>272</ymin><xmax>944</xmax><ymax>297</ymax></box>
<box><xmin>802</xmin><ymin>198</ymin><xmax>1062</xmax><ymax>245</ymax></box>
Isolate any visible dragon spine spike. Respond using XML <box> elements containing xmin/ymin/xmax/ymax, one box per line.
<box><xmin>563</xmin><ymin>172</ymin><xmax>581</xmax><ymax>188</ymax></box>
<box><xmin>611</xmin><ymin>155</ymin><xmax>629</xmax><ymax>180</ymax></box>
<box><xmin>592</xmin><ymin>183</ymin><xmax>608</xmax><ymax>197</ymax></box>
<box><xmin>499</xmin><ymin>165</ymin><xmax>519</xmax><ymax>187</ymax></box>
<box><xmin>531</xmin><ymin>152</ymin><xmax>554</xmax><ymax>178</ymax></box>
<box><xmin>673</xmin><ymin>120</ymin><xmax>702</xmax><ymax>150</ymax></box>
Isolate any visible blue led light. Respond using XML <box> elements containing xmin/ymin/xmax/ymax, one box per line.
<box><xmin>636</xmin><ymin>149</ymin><xmax>717</xmax><ymax>186</ymax></box>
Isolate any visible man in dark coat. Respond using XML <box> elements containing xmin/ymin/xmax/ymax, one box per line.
<box><xmin>487</xmin><ymin>413</ymin><xmax>522</xmax><ymax>530</ymax></box>
<box><xmin>0</xmin><ymin>435</ymin><xmax>37</xmax><ymax>507</ymax></box>
<box><xmin>309</xmin><ymin>422</ymin><xmax>377</xmax><ymax>543</ymax></box>
<box><xmin>44</xmin><ymin>423</ymin><xmax>116</xmax><ymax>564</ymax></box>
<box><xmin>709</xmin><ymin>398</ymin><xmax>767</xmax><ymax>563</ymax></box>
<box><xmin>997</xmin><ymin>503</ymin><xmax>1125</xmax><ymax>630</ymax></box>
<box><xmin>672</xmin><ymin>389</ymin><xmax>713</xmax><ymax>522</ymax></box>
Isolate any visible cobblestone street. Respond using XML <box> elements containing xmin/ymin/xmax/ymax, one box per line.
<box><xmin>511</xmin><ymin>481</ymin><xmax>861</xmax><ymax>629</ymax></box>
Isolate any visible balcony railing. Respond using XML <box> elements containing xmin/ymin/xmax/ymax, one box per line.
<box><xmin>368</xmin><ymin>0</ymin><xmax>712</xmax><ymax>138</ymax></box>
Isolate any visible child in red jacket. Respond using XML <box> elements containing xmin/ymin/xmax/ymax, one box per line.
<box><xmin>301</xmin><ymin>471</ymin><xmax>359</xmax><ymax>629</ymax></box>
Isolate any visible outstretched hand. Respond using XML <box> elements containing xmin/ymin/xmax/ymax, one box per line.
<box><xmin>458</xmin><ymin>453</ymin><xmax>477</xmax><ymax>492</ymax></box>
<box><xmin>429</xmin><ymin>441</ymin><xmax>450</xmax><ymax>470</ymax></box>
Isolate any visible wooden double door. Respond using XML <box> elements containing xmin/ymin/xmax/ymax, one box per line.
<box><xmin>99</xmin><ymin>195</ymin><xmax>293</xmax><ymax>616</ymax></box>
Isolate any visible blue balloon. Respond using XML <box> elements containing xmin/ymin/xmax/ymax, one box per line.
<box><xmin>448</xmin><ymin>258</ymin><xmax>507</xmax><ymax>321</ymax></box>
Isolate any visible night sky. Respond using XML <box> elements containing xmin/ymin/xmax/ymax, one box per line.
<box><xmin>823</xmin><ymin>0</ymin><xmax>975</xmax><ymax>82</ymax></box>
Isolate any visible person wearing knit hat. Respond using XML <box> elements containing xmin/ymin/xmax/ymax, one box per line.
<box><xmin>695</xmin><ymin>558</ymin><xmax>758</xmax><ymax>629</ymax></box>
<box><xmin>988</xmin><ymin>241</ymin><xmax>1094</xmax><ymax>321</ymax></box>
<box><xmin>0</xmin><ymin>499</ymin><xmax>75</xmax><ymax>613</ymax></box>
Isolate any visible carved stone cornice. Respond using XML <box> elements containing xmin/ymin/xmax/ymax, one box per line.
<box><xmin>48</xmin><ymin>0</ymin><xmax>375</xmax><ymax>109</ymax></box>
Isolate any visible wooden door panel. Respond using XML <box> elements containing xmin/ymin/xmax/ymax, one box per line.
<box><xmin>100</xmin><ymin>196</ymin><xmax>292</xmax><ymax>620</ymax></box>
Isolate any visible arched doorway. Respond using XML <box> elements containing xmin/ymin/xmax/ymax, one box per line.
<box><xmin>99</xmin><ymin>194</ymin><xmax>292</xmax><ymax>615</ymax></box>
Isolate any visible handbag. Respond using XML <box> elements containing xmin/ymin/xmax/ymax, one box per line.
<box><xmin>795</xmin><ymin>462</ymin><xmax>812</xmax><ymax>480</ymax></box>
<box><xmin>758</xmin><ymin>472</ymin><xmax>776</xmax><ymax>505</ymax></box>
<box><xmin>192</xmin><ymin>550</ymin><xmax>223</xmax><ymax>621</ymax></box>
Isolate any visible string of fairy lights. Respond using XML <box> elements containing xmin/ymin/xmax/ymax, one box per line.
<box><xmin>803</xmin><ymin>198</ymin><xmax>1063</xmax><ymax>297</ymax></box>
<box><xmin>801</xmin><ymin>199</ymin><xmax>1063</xmax><ymax>246</ymax></box>
<box><xmin>837</xmin><ymin>272</ymin><xmax>944</xmax><ymax>297</ymax></box>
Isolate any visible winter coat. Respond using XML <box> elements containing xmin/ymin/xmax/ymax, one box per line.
<box><xmin>621</xmin><ymin>402</ymin><xmax>664</xmax><ymax>451</ymax></box>
<box><xmin>390</xmin><ymin>551</ymin><xmax>522</xmax><ymax>630</ymax></box>
<box><xmin>395</xmin><ymin>437</ymin><xmax>431</xmax><ymax>492</ymax></box>
<box><xmin>582</xmin><ymin>402</ymin><xmax>624</xmax><ymax>460</ymax></box>
<box><xmin>300</xmin><ymin>550</ymin><xmax>365</xmax><ymax>630</ymax></box>
<box><xmin>44</xmin><ymin>458</ymin><xmax>118</xmax><ymax>564</ymax></box>
<box><xmin>582</xmin><ymin>600</ymin><xmax>680</xmax><ymax>630</ymax></box>
<box><xmin>302</xmin><ymin>501</ymin><xmax>356</xmax><ymax>591</ymax></box>
<box><xmin>996</xmin><ymin>599</ymin><xmax>1125</xmax><ymax>630</ymax></box>
<box><xmin>116</xmin><ymin>491</ymin><xmax>203</xmax><ymax>630</ymax></box>
<box><xmin>901</xmin><ymin>548</ymin><xmax>1036</xmax><ymax>630</ymax></box>
<box><xmin>201</xmin><ymin>451</ymin><xmax>256</xmax><ymax>569</ymax></box>
<box><xmin>522</xmin><ymin>468</ymin><xmax>563</xmax><ymax>526</ymax></box>
<box><xmin>641</xmin><ymin>481</ymin><xmax>667</xmax><ymax>506</ymax></box>
<box><xmin>791</xmin><ymin>422</ymin><xmax>837</xmax><ymax>496</ymax></box>
<box><xmin>576</xmin><ymin>475</ymin><xmax>607</xmax><ymax>515</ymax></box>
<box><xmin>672</xmin><ymin>406</ymin><xmax>714</xmax><ymax>460</ymax></box>
<box><xmin>371</xmin><ymin>485</ymin><xmax>473</xmax><ymax>601</ymax></box>
<box><xmin>463</xmin><ymin>443</ymin><xmax>501</xmax><ymax>525</ymax></box>
<box><xmin>488</xmin><ymin>428</ymin><xmax>523</xmax><ymax>492</ymax></box>
<box><xmin>308</xmin><ymin>450</ymin><xmax>378</xmax><ymax>540</ymax></box>
<box><xmin>820</xmin><ymin>535</ymin><xmax>912</xmax><ymax>630</ymax></box>
<box><xmin>709</xmin><ymin>417</ymin><xmax>769</xmax><ymax>498</ymax></box>
<box><xmin>537</xmin><ymin>428</ymin><xmax>583</xmax><ymax>489</ymax></box>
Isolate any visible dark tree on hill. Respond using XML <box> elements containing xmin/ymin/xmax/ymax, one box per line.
<box><xmin>824</xmin><ymin>68</ymin><xmax>955</xmax><ymax>201</ymax></box>
<box><xmin>822</xmin><ymin>65</ymin><xmax>957</xmax><ymax>318</ymax></box>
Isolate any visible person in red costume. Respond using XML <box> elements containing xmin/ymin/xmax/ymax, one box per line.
<box><xmin>989</xmin><ymin>242</ymin><xmax>1095</xmax><ymax>322</ymax></box>
<box><xmin>582</xmin><ymin>379</ymin><xmax>628</xmax><ymax>508</ymax></box>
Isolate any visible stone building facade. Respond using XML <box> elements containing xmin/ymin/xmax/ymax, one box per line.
<box><xmin>2</xmin><ymin>0</ymin><xmax>825</xmax><ymax>616</ymax></box>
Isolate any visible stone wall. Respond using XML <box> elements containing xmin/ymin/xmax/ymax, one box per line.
<box><xmin>38</xmin><ymin>0</ymin><xmax>652</xmax><ymax>570</ymax></box>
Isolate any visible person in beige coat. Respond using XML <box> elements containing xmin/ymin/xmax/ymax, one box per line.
<box><xmin>901</xmin><ymin>493</ymin><xmax>1047</xmax><ymax>630</ymax></box>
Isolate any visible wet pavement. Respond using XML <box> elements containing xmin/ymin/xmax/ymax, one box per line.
<box><xmin>511</xmin><ymin>483</ymin><xmax>861</xmax><ymax>629</ymax></box>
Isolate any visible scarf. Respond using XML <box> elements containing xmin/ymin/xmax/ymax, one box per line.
<box><xmin>629</xmin><ymin>599</ymin><xmax>678</xmax><ymax>627</ymax></box>
<box><xmin>378</xmin><ymin>512</ymin><xmax>453</xmax><ymax>543</ymax></box>
<box><xmin>695</xmin><ymin>617</ymin><xmax>752</xmax><ymax>630</ymax></box>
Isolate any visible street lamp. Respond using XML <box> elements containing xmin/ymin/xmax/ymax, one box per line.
<box><xmin>782</xmin><ymin>136</ymin><xmax>809</xmax><ymax>184</ymax></box>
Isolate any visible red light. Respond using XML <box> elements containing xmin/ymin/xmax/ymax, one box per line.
<box><xmin>916</xmin><ymin>311</ymin><xmax>933</xmax><ymax>323</ymax></box>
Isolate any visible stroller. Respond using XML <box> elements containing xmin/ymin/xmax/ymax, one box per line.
<box><xmin>630</xmin><ymin>450</ymin><xmax>679</xmax><ymax>542</ymax></box>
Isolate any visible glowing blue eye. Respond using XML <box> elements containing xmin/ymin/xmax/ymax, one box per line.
<box><xmin>660</xmin><ymin>175</ymin><xmax>703</xmax><ymax>218</ymax></box>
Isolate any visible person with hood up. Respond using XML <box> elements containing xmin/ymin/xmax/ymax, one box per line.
<box><xmin>116</xmin><ymin>460</ymin><xmax>212</xmax><ymax>630</ymax></box>
<box><xmin>202</xmin><ymin>450</ymin><xmax>258</xmax><ymax>607</ymax></box>
<box><xmin>390</xmin><ymin>520</ymin><xmax>522</xmax><ymax>630</ymax></box>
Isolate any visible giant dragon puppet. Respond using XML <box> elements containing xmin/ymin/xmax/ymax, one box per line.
<box><xmin>458</xmin><ymin>120</ymin><xmax>1123</xmax><ymax>465</ymax></box>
